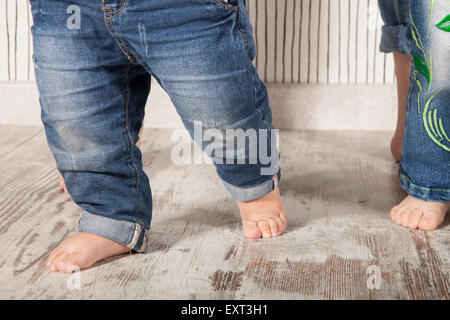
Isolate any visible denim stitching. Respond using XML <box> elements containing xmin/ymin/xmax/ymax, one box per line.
<box><xmin>107</xmin><ymin>18</ymin><xmax>137</xmax><ymax>63</ymax></box>
<box><xmin>127</xmin><ymin>223</ymin><xmax>142</xmax><ymax>250</ymax></box>
<box><xmin>239</xmin><ymin>3</ymin><xmax>274</xmax><ymax>149</ymax></box>
<box><xmin>109</xmin><ymin>8</ymin><xmax>127</xmax><ymax>19</ymax></box>
<box><xmin>235</xmin><ymin>1</ymin><xmax>277</xmax><ymax>181</ymax></box>
<box><xmin>137</xmin><ymin>232</ymin><xmax>148</xmax><ymax>253</ymax></box>
<box><xmin>102</xmin><ymin>0</ymin><xmax>127</xmax><ymax>17</ymax></box>
<box><xmin>124</xmin><ymin>65</ymin><xmax>144</xmax><ymax>222</ymax></box>
<box><xmin>235</xmin><ymin>4</ymin><xmax>270</xmax><ymax>131</ymax></box>
<box><xmin>400</xmin><ymin>174</ymin><xmax>450</xmax><ymax>193</ymax></box>
<box><xmin>238</xmin><ymin>7</ymin><xmax>272</xmax><ymax>132</ymax></box>
<box><xmin>99</xmin><ymin>8</ymin><xmax>144</xmax><ymax>235</ymax></box>
<box><xmin>102</xmin><ymin>2</ymin><xmax>137</xmax><ymax>64</ymax></box>
<box><xmin>394</xmin><ymin>0</ymin><xmax>402</xmax><ymax>24</ymax></box>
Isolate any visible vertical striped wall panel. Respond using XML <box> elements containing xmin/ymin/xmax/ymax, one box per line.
<box><xmin>0</xmin><ymin>0</ymin><xmax>395</xmax><ymax>84</ymax></box>
<box><xmin>0</xmin><ymin>0</ymin><xmax>34</xmax><ymax>81</ymax></box>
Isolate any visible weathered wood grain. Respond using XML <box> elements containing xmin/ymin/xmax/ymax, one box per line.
<box><xmin>0</xmin><ymin>127</ymin><xmax>448</xmax><ymax>299</ymax></box>
<box><xmin>0</xmin><ymin>124</ymin><xmax>41</xmax><ymax>159</ymax></box>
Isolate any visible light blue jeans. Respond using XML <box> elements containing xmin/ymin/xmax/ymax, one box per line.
<box><xmin>379</xmin><ymin>0</ymin><xmax>450</xmax><ymax>202</ymax></box>
<box><xmin>30</xmin><ymin>0</ymin><xmax>280</xmax><ymax>251</ymax></box>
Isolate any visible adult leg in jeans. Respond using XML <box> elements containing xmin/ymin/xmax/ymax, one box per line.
<box><xmin>380</xmin><ymin>0</ymin><xmax>450</xmax><ymax>229</ymax></box>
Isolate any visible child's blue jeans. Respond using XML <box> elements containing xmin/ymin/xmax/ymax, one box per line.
<box><xmin>30</xmin><ymin>0</ymin><xmax>279</xmax><ymax>251</ymax></box>
<box><xmin>379</xmin><ymin>0</ymin><xmax>450</xmax><ymax>202</ymax></box>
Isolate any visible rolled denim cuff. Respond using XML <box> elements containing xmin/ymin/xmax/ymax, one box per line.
<box><xmin>400</xmin><ymin>171</ymin><xmax>450</xmax><ymax>203</ymax></box>
<box><xmin>78</xmin><ymin>211</ymin><xmax>148</xmax><ymax>252</ymax></box>
<box><xmin>380</xmin><ymin>25</ymin><xmax>411</xmax><ymax>55</ymax></box>
<box><xmin>223</xmin><ymin>170</ymin><xmax>281</xmax><ymax>202</ymax></box>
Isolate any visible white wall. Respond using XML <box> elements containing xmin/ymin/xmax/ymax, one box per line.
<box><xmin>0</xmin><ymin>0</ymin><xmax>394</xmax><ymax>84</ymax></box>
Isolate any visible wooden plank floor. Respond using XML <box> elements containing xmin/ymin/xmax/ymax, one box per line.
<box><xmin>0</xmin><ymin>125</ymin><xmax>448</xmax><ymax>299</ymax></box>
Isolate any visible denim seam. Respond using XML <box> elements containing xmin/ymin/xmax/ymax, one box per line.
<box><xmin>395</xmin><ymin>27</ymin><xmax>402</xmax><ymax>53</ymax></box>
<box><xmin>127</xmin><ymin>223</ymin><xmax>142</xmax><ymax>250</ymax></box>
<box><xmin>236</xmin><ymin>1</ymin><xmax>277</xmax><ymax>181</ymax></box>
<box><xmin>400</xmin><ymin>174</ymin><xmax>450</xmax><ymax>193</ymax></box>
<box><xmin>137</xmin><ymin>232</ymin><xmax>148</xmax><ymax>253</ymax></box>
<box><xmin>406</xmin><ymin>37</ymin><xmax>414</xmax><ymax>113</ymax></box>
<box><xmin>235</xmin><ymin>3</ymin><xmax>271</xmax><ymax>133</ymax></box>
<box><xmin>234</xmin><ymin>4</ymin><xmax>277</xmax><ymax>188</ymax></box>
<box><xmin>394</xmin><ymin>0</ymin><xmax>402</xmax><ymax>24</ymax></box>
<box><xmin>107</xmin><ymin>19</ymin><xmax>137</xmax><ymax>63</ymax></box>
<box><xmin>395</xmin><ymin>24</ymin><xmax>409</xmax><ymax>51</ymax></box>
<box><xmin>124</xmin><ymin>65</ymin><xmax>144</xmax><ymax>221</ymax></box>
<box><xmin>102</xmin><ymin>6</ymin><xmax>137</xmax><ymax>64</ymax></box>
<box><xmin>223</xmin><ymin>177</ymin><xmax>275</xmax><ymax>202</ymax></box>
<box><xmin>102</xmin><ymin>0</ymin><xmax>127</xmax><ymax>18</ymax></box>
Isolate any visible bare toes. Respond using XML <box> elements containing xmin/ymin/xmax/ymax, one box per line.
<box><xmin>47</xmin><ymin>248</ymin><xmax>61</xmax><ymax>267</ymax></box>
<box><xmin>406</xmin><ymin>208</ymin><xmax>423</xmax><ymax>229</ymax></box>
<box><xmin>418</xmin><ymin>211</ymin><xmax>444</xmax><ymax>231</ymax></box>
<box><xmin>56</xmin><ymin>252</ymin><xmax>81</xmax><ymax>273</ymax></box>
<box><xmin>267</xmin><ymin>218</ymin><xmax>279</xmax><ymax>237</ymax></box>
<box><xmin>274</xmin><ymin>216</ymin><xmax>285</xmax><ymax>234</ymax></box>
<box><xmin>242</xmin><ymin>220</ymin><xmax>262</xmax><ymax>239</ymax></box>
<box><xmin>390</xmin><ymin>206</ymin><xmax>404</xmax><ymax>225</ymax></box>
<box><xmin>257</xmin><ymin>221</ymin><xmax>272</xmax><ymax>239</ymax></box>
<box><xmin>390</xmin><ymin>206</ymin><xmax>400</xmax><ymax>223</ymax></box>
<box><xmin>400</xmin><ymin>209</ymin><xmax>411</xmax><ymax>226</ymax></box>
<box><xmin>48</xmin><ymin>251</ymin><xmax>68</xmax><ymax>272</ymax></box>
<box><xmin>391</xmin><ymin>196</ymin><xmax>448</xmax><ymax>231</ymax></box>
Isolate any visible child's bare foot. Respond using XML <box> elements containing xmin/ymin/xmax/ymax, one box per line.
<box><xmin>236</xmin><ymin>180</ymin><xmax>287</xmax><ymax>239</ymax></box>
<box><xmin>46</xmin><ymin>232</ymin><xmax>131</xmax><ymax>273</ymax></box>
<box><xmin>390</xmin><ymin>196</ymin><xmax>449</xmax><ymax>230</ymax></box>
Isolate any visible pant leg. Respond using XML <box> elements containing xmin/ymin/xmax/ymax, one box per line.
<box><xmin>378</xmin><ymin>0</ymin><xmax>411</xmax><ymax>54</ymax></box>
<box><xmin>400</xmin><ymin>0</ymin><xmax>450</xmax><ymax>201</ymax></box>
<box><xmin>30</xmin><ymin>0</ymin><xmax>152</xmax><ymax>250</ymax></box>
<box><xmin>111</xmin><ymin>0</ymin><xmax>280</xmax><ymax>202</ymax></box>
